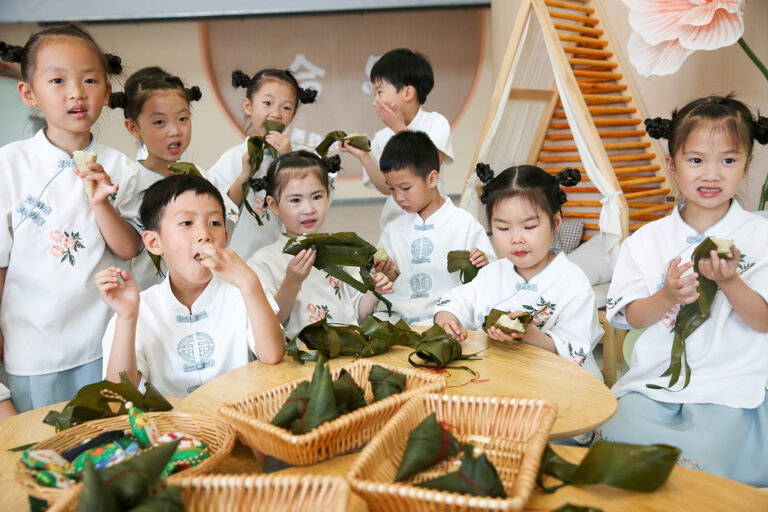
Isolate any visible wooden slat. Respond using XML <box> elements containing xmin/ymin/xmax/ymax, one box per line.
<box><xmin>558</xmin><ymin>94</ymin><xmax>632</xmax><ymax>107</ymax></box>
<box><xmin>618</xmin><ymin>175</ymin><xmax>666</xmax><ymax>186</ymax></box>
<box><xmin>572</xmin><ymin>69</ymin><xmax>622</xmax><ymax>80</ymax></box>
<box><xmin>568</xmin><ymin>57</ymin><xmax>617</xmax><ymax>69</ymax></box>
<box><xmin>566</xmin><ymin>200</ymin><xmax>663</xmax><ymax>208</ymax></box>
<box><xmin>558</xmin><ymin>34</ymin><xmax>608</xmax><ymax>47</ymax></box>
<box><xmin>540</xmin><ymin>141</ymin><xmax>650</xmax><ymax>152</ymax></box>
<box><xmin>624</xmin><ymin>188</ymin><xmax>671</xmax><ymax>200</ymax></box>
<box><xmin>548</xmin><ymin>10</ymin><xmax>600</xmax><ymax>25</ymax></box>
<box><xmin>550</xmin><ymin>118</ymin><xmax>641</xmax><ymax>129</ymax></box>
<box><xmin>553</xmin><ymin>106</ymin><xmax>636</xmax><ymax>117</ymax></box>
<box><xmin>567</xmin><ymin>185</ymin><xmax>665</xmax><ymax>194</ymax></box>
<box><xmin>546</xmin><ymin>129</ymin><xmax>644</xmax><ymax>140</ymax></box>
<box><xmin>545</xmin><ymin>0</ymin><xmax>594</xmax><ymax>14</ymax></box>
<box><xmin>562</xmin><ymin>46</ymin><xmax>612</xmax><ymax>58</ymax></box>
<box><xmin>508</xmin><ymin>88</ymin><xmax>556</xmax><ymax>101</ymax></box>
<box><xmin>544</xmin><ymin>164</ymin><xmax>660</xmax><ymax>175</ymax></box>
<box><xmin>554</xmin><ymin>22</ymin><xmax>603</xmax><ymax>36</ymax></box>
<box><xmin>539</xmin><ymin>152</ymin><xmax>655</xmax><ymax>163</ymax></box>
<box><xmin>628</xmin><ymin>203</ymin><xmax>675</xmax><ymax>216</ymax></box>
<box><xmin>578</xmin><ymin>83</ymin><xmax>626</xmax><ymax>92</ymax></box>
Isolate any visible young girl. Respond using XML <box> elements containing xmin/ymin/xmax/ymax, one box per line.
<box><xmin>601</xmin><ymin>95</ymin><xmax>768</xmax><ymax>486</ymax></box>
<box><xmin>247</xmin><ymin>151</ymin><xmax>393</xmax><ymax>339</ymax></box>
<box><xmin>110</xmin><ymin>66</ymin><xmax>237</xmax><ymax>290</ymax></box>
<box><xmin>434</xmin><ymin>164</ymin><xmax>603</xmax><ymax>380</ymax></box>
<box><xmin>208</xmin><ymin>69</ymin><xmax>317</xmax><ymax>260</ymax></box>
<box><xmin>0</xmin><ymin>25</ymin><xmax>142</xmax><ymax>412</ymax></box>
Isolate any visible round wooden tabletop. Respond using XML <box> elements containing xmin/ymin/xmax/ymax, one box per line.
<box><xmin>181</xmin><ymin>329</ymin><xmax>617</xmax><ymax>440</ymax></box>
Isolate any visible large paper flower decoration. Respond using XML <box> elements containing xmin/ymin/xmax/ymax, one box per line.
<box><xmin>623</xmin><ymin>0</ymin><xmax>745</xmax><ymax>77</ymax></box>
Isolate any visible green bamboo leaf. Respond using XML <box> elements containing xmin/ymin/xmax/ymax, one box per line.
<box><xmin>332</xmin><ymin>369</ymin><xmax>367</xmax><ymax>413</ymax></box>
<box><xmin>408</xmin><ymin>325</ymin><xmax>481</xmax><ymax>375</ymax></box>
<box><xmin>396</xmin><ymin>412</ymin><xmax>463</xmax><ymax>482</ymax></box>
<box><xmin>271</xmin><ymin>381</ymin><xmax>310</xmax><ymax>428</ymax></box>
<box><xmin>315</xmin><ymin>130</ymin><xmax>371</xmax><ymax>157</ymax></box>
<box><xmin>416</xmin><ymin>444</ymin><xmax>506</xmax><ymax>498</ymax></box>
<box><xmin>166</xmin><ymin>162</ymin><xmax>203</xmax><ymax>178</ymax></box>
<box><xmin>446</xmin><ymin>250</ymin><xmax>480</xmax><ymax>284</ymax></box>
<box><xmin>482</xmin><ymin>309</ymin><xmax>533</xmax><ymax>335</ymax></box>
<box><xmin>368</xmin><ymin>364</ymin><xmax>406</xmax><ymax>402</ymax></box>
<box><xmin>293</xmin><ymin>357</ymin><xmax>339</xmax><ymax>434</ymax></box>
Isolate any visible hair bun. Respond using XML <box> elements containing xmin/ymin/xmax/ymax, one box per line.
<box><xmin>644</xmin><ymin>117</ymin><xmax>671</xmax><ymax>140</ymax></box>
<box><xmin>108</xmin><ymin>91</ymin><xmax>126</xmax><ymax>109</ymax></box>
<box><xmin>249</xmin><ymin>177</ymin><xmax>268</xmax><ymax>192</ymax></box>
<box><xmin>755</xmin><ymin>115</ymin><xmax>768</xmax><ymax>145</ymax></box>
<box><xmin>555</xmin><ymin>168</ymin><xmax>581</xmax><ymax>187</ymax></box>
<box><xmin>105</xmin><ymin>53</ymin><xmax>122</xmax><ymax>74</ymax></box>
<box><xmin>299</xmin><ymin>87</ymin><xmax>318</xmax><ymax>104</ymax></box>
<box><xmin>323</xmin><ymin>154</ymin><xmax>341</xmax><ymax>173</ymax></box>
<box><xmin>186</xmin><ymin>86</ymin><xmax>202</xmax><ymax>102</ymax></box>
<box><xmin>0</xmin><ymin>41</ymin><xmax>23</xmax><ymax>63</ymax></box>
<box><xmin>231</xmin><ymin>69</ymin><xmax>251</xmax><ymax>89</ymax></box>
<box><xmin>474</xmin><ymin>162</ymin><xmax>495</xmax><ymax>185</ymax></box>
<box><xmin>558</xmin><ymin>189</ymin><xmax>568</xmax><ymax>206</ymax></box>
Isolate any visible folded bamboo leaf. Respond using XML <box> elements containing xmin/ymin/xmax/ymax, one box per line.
<box><xmin>368</xmin><ymin>364</ymin><xmax>406</xmax><ymax>402</ymax></box>
<box><xmin>447</xmin><ymin>250</ymin><xmax>480</xmax><ymax>284</ymax></box>
<box><xmin>271</xmin><ymin>381</ymin><xmax>310</xmax><ymax>428</ymax></box>
<box><xmin>396</xmin><ymin>412</ymin><xmax>463</xmax><ymax>482</ymax></box>
<box><xmin>648</xmin><ymin>237</ymin><xmax>735</xmax><ymax>391</ymax></box>
<box><xmin>315</xmin><ymin>130</ymin><xmax>371</xmax><ymax>157</ymax></box>
<box><xmin>241</xmin><ymin>122</ymin><xmax>285</xmax><ymax>226</ymax></box>
<box><xmin>482</xmin><ymin>309</ymin><xmax>533</xmax><ymax>335</ymax></box>
<box><xmin>78</xmin><ymin>458</ymin><xmax>119</xmax><ymax>512</ymax></box>
<box><xmin>44</xmin><ymin>372</ymin><xmax>173</xmax><ymax>432</ymax></box>
<box><xmin>332</xmin><ymin>369</ymin><xmax>367</xmax><ymax>414</ymax></box>
<box><xmin>360</xmin><ymin>314</ymin><xmax>420</xmax><ymax>353</ymax></box>
<box><xmin>283</xmin><ymin>232</ymin><xmax>392</xmax><ymax>314</ymax></box>
<box><xmin>166</xmin><ymin>162</ymin><xmax>203</xmax><ymax>178</ymax></box>
<box><xmin>416</xmin><ymin>444</ymin><xmax>506</xmax><ymax>498</ymax></box>
<box><xmin>537</xmin><ymin>441</ymin><xmax>680</xmax><ymax>493</ymax></box>
<box><xmin>293</xmin><ymin>356</ymin><xmax>339</xmax><ymax>434</ymax></box>
<box><xmin>408</xmin><ymin>325</ymin><xmax>481</xmax><ymax>375</ymax></box>
<box><xmin>264</xmin><ymin>119</ymin><xmax>286</xmax><ymax>134</ymax></box>
<box><xmin>127</xmin><ymin>486</ymin><xmax>183</xmax><ymax>512</ymax></box>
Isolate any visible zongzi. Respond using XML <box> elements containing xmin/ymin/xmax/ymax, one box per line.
<box><xmin>368</xmin><ymin>364</ymin><xmax>406</xmax><ymax>402</ymax></box>
<box><xmin>416</xmin><ymin>444</ymin><xmax>506</xmax><ymax>498</ymax></box>
<box><xmin>482</xmin><ymin>309</ymin><xmax>533</xmax><ymax>335</ymax></box>
<box><xmin>396</xmin><ymin>412</ymin><xmax>462</xmax><ymax>482</ymax></box>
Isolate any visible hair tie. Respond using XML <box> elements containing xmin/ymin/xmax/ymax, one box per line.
<box><xmin>0</xmin><ymin>42</ymin><xmax>24</xmax><ymax>63</ymax></box>
<box><xmin>105</xmin><ymin>54</ymin><xmax>122</xmax><ymax>74</ymax></box>
<box><xmin>108</xmin><ymin>91</ymin><xmax>126</xmax><ymax>109</ymax></box>
<box><xmin>754</xmin><ymin>115</ymin><xmax>768</xmax><ymax>145</ymax></box>
<box><xmin>644</xmin><ymin>117</ymin><xmax>671</xmax><ymax>140</ymax></box>
<box><xmin>231</xmin><ymin>69</ymin><xmax>251</xmax><ymax>89</ymax></box>
<box><xmin>299</xmin><ymin>87</ymin><xmax>318</xmax><ymax>104</ymax></box>
<box><xmin>186</xmin><ymin>86</ymin><xmax>202</xmax><ymax>102</ymax></box>
<box><xmin>249</xmin><ymin>177</ymin><xmax>268</xmax><ymax>192</ymax></box>
<box><xmin>474</xmin><ymin>162</ymin><xmax>495</xmax><ymax>184</ymax></box>
<box><xmin>555</xmin><ymin>168</ymin><xmax>581</xmax><ymax>187</ymax></box>
<box><xmin>323</xmin><ymin>154</ymin><xmax>341</xmax><ymax>174</ymax></box>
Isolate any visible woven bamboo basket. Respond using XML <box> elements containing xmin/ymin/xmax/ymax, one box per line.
<box><xmin>47</xmin><ymin>474</ymin><xmax>350</xmax><ymax>512</ymax></box>
<box><xmin>347</xmin><ymin>393</ymin><xmax>558</xmax><ymax>512</ymax></box>
<box><xmin>217</xmin><ymin>359</ymin><xmax>446</xmax><ymax>465</ymax></box>
<box><xmin>16</xmin><ymin>411</ymin><xmax>235</xmax><ymax>505</ymax></box>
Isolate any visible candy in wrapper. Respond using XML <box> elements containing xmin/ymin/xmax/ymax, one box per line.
<box><xmin>156</xmin><ymin>432</ymin><xmax>210</xmax><ymax>476</ymax></box>
<box><xmin>127</xmin><ymin>401</ymin><xmax>162</xmax><ymax>448</ymax></box>
<box><xmin>70</xmin><ymin>440</ymin><xmax>140</xmax><ymax>477</ymax></box>
<box><xmin>21</xmin><ymin>449</ymin><xmax>70</xmax><ymax>473</ymax></box>
<box><xmin>35</xmin><ymin>469</ymin><xmax>76</xmax><ymax>489</ymax></box>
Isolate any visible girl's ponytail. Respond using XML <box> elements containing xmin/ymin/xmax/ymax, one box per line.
<box><xmin>108</xmin><ymin>91</ymin><xmax>127</xmax><ymax>109</ymax></box>
<box><xmin>105</xmin><ymin>54</ymin><xmax>123</xmax><ymax>75</ymax></box>
<box><xmin>474</xmin><ymin>162</ymin><xmax>495</xmax><ymax>204</ymax></box>
<box><xmin>554</xmin><ymin>168</ymin><xmax>581</xmax><ymax>205</ymax></box>
<box><xmin>322</xmin><ymin>155</ymin><xmax>341</xmax><ymax>174</ymax></box>
<box><xmin>0</xmin><ymin>42</ymin><xmax>23</xmax><ymax>63</ymax></box>
<box><xmin>644</xmin><ymin>117</ymin><xmax>672</xmax><ymax>140</ymax></box>
<box><xmin>231</xmin><ymin>70</ymin><xmax>252</xmax><ymax>89</ymax></box>
<box><xmin>186</xmin><ymin>85</ymin><xmax>202</xmax><ymax>102</ymax></box>
<box><xmin>299</xmin><ymin>87</ymin><xmax>318</xmax><ymax>104</ymax></box>
<box><xmin>754</xmin><ymin>115</ymin><xmax>768</xmax><ymax>145</ymax></box>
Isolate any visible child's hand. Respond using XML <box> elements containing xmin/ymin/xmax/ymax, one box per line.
<box><xmin>661</xmin><ymin>256</ymin><xmax>699</xmax><ymax>306</ymax></box>
<box><xmin>265</xmin><ymin>131</ymin><xmax>292</xmax><ymax>156</ymax></box>
<box><xmin>469</xmin><ymin>247</ymin><xmax>489</xmax><ymax>268</ymax></box>
<box><xmin>696</xmin><ymin>248</ymin><xmax>741</xmax><ymax>284</ymax></box>
<box><xmin>339</xmin><ymin>140</ymin><xmax>368</xmax><ymax>160</ymax></box>
<box><xmin>372</xmin><ymin>271</ymin><xmax>394</xmax><ymax>295</ymax></box>
<box><xmin>96</xmin><ymin>267</ymin><xmax>139</xmax><ymax>319</ymax></box>
<box><xmin>285</xmin><ymin>249</ymin><xmax>316</xmax><ymax>286</ymax></box>
<box><xmin>373</xmin><ymin>97</ymin><xmax>407</xmax><ymax>133</ymax></box>
<box><xmin>74</xmin><ymin>162</ymin><xmax>118</xmax><ymax>205</ymax></box>
<box><xmin>239</xmin><ymin>151</ymin><xmax>252</xmax><ymax>182</ymax></box>
<box><xmin>198</xmin><ymin>244</ymin><xmax>257</xmax><ymax>290</ymax></box>
<box><xmin>485</xmin><ymin>309</ymin><xmax>526</xmax><ymax>343</ymax></box>
<box><xmin>435</xmin><ymin>312</ymin><xmax>467</xmax><ymax>341</ymax></box>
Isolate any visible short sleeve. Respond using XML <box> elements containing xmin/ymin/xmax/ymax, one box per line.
<box><xmin>101</xmin><ymin>312</ymin><xmax>149</xmax><ymax>380</ymax></box>
<box><xmin>433</xmin><ymin>279</ymin><xmax>480</xmax><ymax>329</ymax></box>
<box><xmin>208</xmin><ymin>146</ymin><xmax>243</xmax><ymax>190</ymax></box>
<box><xmin>248</xmin><ymin>250</ymin><xmax>281</xmax><ymax>297</ymax></box>
<box><xmin>245</xmin><ymin>291</ymin><xmax>281</xmax><ymax>355</ymax></box>
<box><xmin>605</xmin><ymin>239</ymin><xmax>652</xmax><ymax>330</ymax></box>
<box><xmin>426</xmin><ymin>115</ymin><xmax>454</xmax><ymax>164</ymax></box>
<box><xmin>363</xmin><ymin>129</ymin><xmax>390</xmax><ymax>191</ymax></box>
<box><xmin>0</xmin><ymin>170</ymin><xmax>12</xmax><ymax>267</ymax></box>
<box><xmin>544</xmin><ymin>282</ymin><xmax>602</xmax><ymax>364</ymax></box>
<box><xmin>377</xmin><ymin>225</ymin><xmax>396</xmax><ymax>266</ymax></box>
<box><xmin>464</xmin><ymin>220</ymin><xmax>495</xmax><ymax>263</ymax></box>
<box><xmin>0</xmin><ymin>382</ymin><xmax>10</xmax><ymax>401</ymax></box>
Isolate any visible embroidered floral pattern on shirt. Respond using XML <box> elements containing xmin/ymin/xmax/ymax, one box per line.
<box><xmin>605</xmin><ymin>296</ymin><xmax>622</xmax><ymax>310</ymax></box>
<box><xmin>435</xmin><ymin>298</ymin><xmax>451</xmax><ymax>306</ymax></box>
<box><xmin>738</xmin><ymin>253</ymin><xmax>754</xmax><ymax>274</ymax></box>
<box><xmin>523</xmin><ymin>297</ymin><xmax>556</xmax><ymax>328</ymax></box>
<box><xmin>567</xmin><ymin>342</ymin><xmax>587</xmax><ymax>366</ymax></box>
<box><xmin>50</xmin><ymin>230</ymin><xmax>85</xmax><ymax>266</ymax></box>
<box><xmin>677</xmin><ymin>456</ymin><xmax>702</xmax><ymax>471</ymax></box>
<box><xmin>307</xmin><ymin>304</ymin><xmax>331</xmax><ymax>323</ymax></box>
<box><xmin>661</xmin><ymin>304</ymin><xmax>681</xmax><ymax>329</ymax></box>
<box><xmin>325</xmin><ymin>273</ymin><xmax>342</xmax><ymax>299</ymax></box>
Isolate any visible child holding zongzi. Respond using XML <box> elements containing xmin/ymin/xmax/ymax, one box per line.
<box><xmin>372</xmin><ymin>131</ymin><xmax>494</xmax><ymax>326</ymax></box>
<box><xmin>208</xmin><ymin>68</ymin><xmax>318</xmax><ymax>260</ymax></box>
<box><xmin>599</xmin><ymin>95</ymin><xmax>768</xmax><ymax>487</ymax></box>
<box><xmin>98</xmin><ymin>175</ymin><xmax>284</xmax><ymax>398</ymax></box>
<box><xmin>434</xmin><ymin>164</ymin><xmax>603</xmax><ymax>381</ymax></box>
<box><xmin>247</xmin><ymin>151</ymin><xmax>393</xmax><ymax>339</ymax></box>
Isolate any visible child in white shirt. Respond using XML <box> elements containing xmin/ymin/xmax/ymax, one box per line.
<box><xmin>98</xmin><ymin>175</ymin><xmax>284</xmax><ymax>398</ymax></box>
<box><xmin>340</xmin><ymin>49</ymin><xmax>453</xmax><ymax>231</ymax></box>
<box><xmin>373</xmin><ymin>131</ymin><xmax>494</xmax><ymax>325</ymax></box>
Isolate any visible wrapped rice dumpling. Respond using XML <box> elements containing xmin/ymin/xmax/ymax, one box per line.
<box><xmin>315</xmin><ymin>130</ymin><xmax>371</xmax><ymax>157</ymax></box>
<box><xmin>446</xmin><ymin>250</ymin><xmax>480</xmax><ymax>284</ymax></box>
<box><xmin>373</xmin><ymin>246</ymin><xmax>389</xmax><ymax>264</ymax></box>
<box><xmin>73</xmin><ymin>150</ymin><xmax>98</xmax><ymax>198</ymax></box>
<box><xmin>408</xmin><ymin>325</ymin><xmax>481</xmax><ymax>374</ymax></box>
<box><xmin>332</xmin><ymin>369</ymin><xmax>367</xmax><ymax>414</ymax></box>
<box><xmin>360</xmin><ymin>314</ymin><xmax>421</xmax><ymax>353</ymax></box>
<box><xmin>287</xmin><ymin>318</ymin><xmax>375</xmax><ymax>363</ymax></box>
<box><xmin>166</xmin><ymin>162</ymin><xmax>203</xmax><ymax>178</ymax></box>
<box><xmin>290</xmin><ymin>357</ymin><xmax>340</xmax><ymax>435</ymax></box>
<box><xmin>416</xmin><ymin>444</ymin><xmax>506</xmax><ymax>498</ymax></box>
<box><xmin>271</xmin><ymin>381</ymin><xmax>310</xmax><ymax>428</ymax></box>
<box><xmin>482</xmin><ymin>309</ymin><xmax>533</xmax><ymax>335</ymax></box>
<box><xmin>396</xmin><ymin>412</ymin><xmax>463</xmax><ymax>482</ymax></box>
<box><xmin>368</xmin><ymin>364</ymin><xmax>406</xmax><ymax>402</ymax></box>
<box><xmin>649</xmin><ymin>236</ymin><xmax>735</xmax><ymax>390</ymax></box>
<box><xmin>239</xmin><ymin>120</ymin><xmax>286</xmax><ymax>224</ymax></box>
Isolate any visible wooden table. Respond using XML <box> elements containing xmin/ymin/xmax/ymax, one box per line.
<box><xmin>182</xmin><ymin>329</ymin><xmax>617</xmax><ymax>439</ymax></box>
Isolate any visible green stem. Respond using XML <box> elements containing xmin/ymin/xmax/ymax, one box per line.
<box><xmin>760</xmin><ymin>175</ymin><xmax>768</xmax><ymax>211</ymax></box>
<box><xmin>738</xmin><ymin>38</ymin><xmax>768</xmax><ymax>210</ymax></box>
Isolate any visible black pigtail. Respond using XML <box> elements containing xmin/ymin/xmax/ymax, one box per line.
<box><xmin>231</xmin><ymin>70</ymin><xmax>251</xmax><ymax>89</ymax></box>
<box><xmin>475</xmin><ymin>162</ymin><xmax>495</xmax><ymax>204</ymax></box>
<box><xmin>105</xmin><ymin>54</ymin><xmax>122</xmax><ymax>74</ymax></box>
<box><xmin>249</xmin><ymin>177</ymin><xmax>269</xmax><ymax>192</ymax></box>
<box><xmin>0</xmin><ymin>42</ymin><xmax>23</xmax><ymax>63</ymax></box>
<box><xmin>644</xmin><ymin>117</ymin><xmax>672</xmax><ymax>139</ymax></box>
<box><xmin>754</xmin><ymin>115</ymin><xmax>768</xmax><ymax>145</ymax></box>
<box><xmin>108</xmin><ymin>92</ymin><xmax>126</xmax><ymax>109</ymax></box>
<box><xmin>186</xmin><ymin>86</ymin><xmax>202</xmax><ymax>102</ymax></box>
<box><xmin>299</xmin><ymin>87</ymin><xmax>318</xmax><ymax>104</ymax></box>
<box><xmin>555</xmin><ymin>168</ymin><xmax>580</xmax><ymax>205</ymax></box>
<box><xmin>323</xmin><ymin>154</ymin><xmax>341</xmax><ymax>174</ymax></box>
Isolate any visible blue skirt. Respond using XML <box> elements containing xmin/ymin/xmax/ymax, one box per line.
<box><xmin>596</xmin><ymin>392</ymin><xmax>768</xmax><ymax>487</ymax></box>
<box><xmin>4</xmin><ymin>358</ymin><xmax>102</xmax><ymax>413</ymax></box>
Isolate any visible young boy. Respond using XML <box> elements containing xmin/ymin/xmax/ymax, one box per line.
<box><xmin>374</xmin><ymin>131</ymin><xmax>494</xmax><ymax>326</ymax></box>
<box><xmin>341</xmin><ymin>48</ymin><xmax>454</xmax><ymax>231</ymax></box>
<box><xmin>97</xmin><ymin>175</ymin><xmax>284</xmax><ymax>398</ymax></box>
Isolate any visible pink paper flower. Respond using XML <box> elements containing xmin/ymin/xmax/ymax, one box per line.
<box><xmin>623</xmin><ymin>0</ymin><xmax>745</xmax><ymax>76</ymax></box>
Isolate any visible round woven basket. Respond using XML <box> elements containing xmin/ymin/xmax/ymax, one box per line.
<box><xmin>16</xmin><ymin>411</ymin><xmax>235</xmax><ymax>505</ymax></box>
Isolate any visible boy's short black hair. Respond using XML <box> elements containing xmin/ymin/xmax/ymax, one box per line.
<box><xmin>139</xmin><ymin>174</ymin><xmax>226</xmax><ymax>232</ymax></box>
<box><xmin>379</xmin><ymin>131</ymin><xmax>439</xmax><ymax>180</ymax></box>
<box><xmin>370</xmin><ymin>48</ymin><xmax>434</xmax><ymax>104</ymax></box>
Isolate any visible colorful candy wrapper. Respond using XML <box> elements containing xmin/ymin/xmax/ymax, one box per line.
<box><xmin>157</xmin><ymin>432</ymin><xmax>210</xmax><ymax>476</ymax></box>
<box><xmin>127</xmin><ymin>401</ymin><xmax>162</xmax><ymax>448</ymax></box>
<box><xmin>21</xmin><ymin>449</ymin><xmax>70</xmax><ymax>473</ymax></box>
<box><xmin>70</xmin><ymin>440</ymin><xmax>140</xmax><ymax>477</ymax></box>
<box><xmin>35</xmin><ymin>469</ymin><xmax>75</xmax><ymax>489</ymax></box>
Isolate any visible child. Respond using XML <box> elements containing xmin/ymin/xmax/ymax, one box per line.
<box><xmin>373</xmin><ymin>131</ymin><xmax>494</xmax><ymax>325</ymax></box>
<box><xmin>111</xmin><ymin>66</ymin><xmax>238</xmax><ymax>290</ymax></box>
<box><xmin>340</xmin><ymin>48</ymin><xmax>454</xmax><ymax>231</ymax></box>
<box><xmin>434</xmin><ymin>164</ymin><xmax>603</xmax><ymax>380</ymax></box>
<box><xmin>247</xmin><ymin>151</ymin><xmax>393</xmax><ymax>339</ymax></box>
<box><xmin>208</xmin><ymin>68</ymin><xmax>317</xmax><ymax>260</ymax></box>
<box><xmin>600</xmin><ymin>95</ymin><xmax>768</xmax><ymax>486</ymax></box>
<box><xmin>98</xmin><ymin>174</ymin><xmax>284</xmax><ymax>398</ymax></box>
<box><xmin>0</xmin><ymin>25</ymin><xmax>142</xmax><ymax>412</ymax></box>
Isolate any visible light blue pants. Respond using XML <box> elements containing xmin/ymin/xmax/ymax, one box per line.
<box><xmin>4</xmin><ymin>358</ymin><xmax>102</xmax><ymax>413</ymax></box>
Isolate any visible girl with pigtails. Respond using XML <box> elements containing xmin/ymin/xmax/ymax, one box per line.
<box><xmin>208</xmin><ymin>68</ymin><xmax>318</xmax><ymax>260</ymax></box>
<box><xmin>109</xmin><ymin>67</ymin><xmax>238</xmax><ymax>290</ymax></box>
<box><xmin>434</xmin><ymin>164</ymin><xmax>603</xmax><ymax>381</ymax></box>
<box><xmin>600</xmin><ymin>95</ymin><xmax>768</xmax><ymax>486</ymax></box>
<box><xmin>0</xmin><ymin>25</ymin><xmax>143</xmax><ymax>412</ymax></box>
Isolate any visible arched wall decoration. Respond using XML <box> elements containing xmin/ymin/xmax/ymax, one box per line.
<box><xmin>198</xmin><ymin>8</ymin><xmax>487</xmax><ymax>180</ymax></box>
